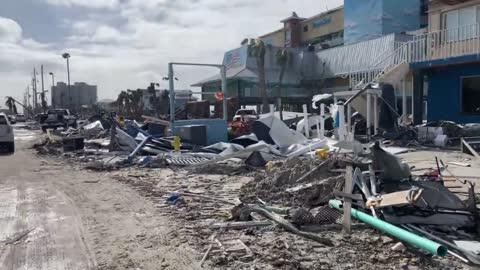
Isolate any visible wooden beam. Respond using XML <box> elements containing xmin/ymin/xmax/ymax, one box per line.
<box><xmin>343</xmin><ymin>165</ymin><xmax>353</xmax><ymax>234</ymax></box>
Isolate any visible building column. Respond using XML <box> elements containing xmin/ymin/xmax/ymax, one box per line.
<box><xmin>412</xmin><ymin>71</ymin><xmax>425</xmax><ymax>125</ymax></box>
<box><xmin>402</xmin><ymin>79</ymin><xmax>407</xmax><ymax>125</ymax></box>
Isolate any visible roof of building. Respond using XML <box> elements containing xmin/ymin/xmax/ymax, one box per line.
<box><xmin>259</xmin><ymin>28</ymin><xmax>284</xmax><ymax>38</ymax></box>
<box><xmin>280</xmin><ymin>12</ymin><xmax>305</xmax><ymax>23</ymax></box>
<box><xmin>191</xmin><ymin>66</ymin><xmax>257</xmax><ymax>86</ymax></box>
<box><xmin>259</xmin><ymin>6</ymin><xmax>343</xmax><ymax>38</ymax></box>
<box><xmin>301</xmin><ymin>6</ymin><xmax>343</xmax><ymax>23</ymax></box>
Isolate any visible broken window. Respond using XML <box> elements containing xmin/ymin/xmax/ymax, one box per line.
<box><xmin>461</xmin><ymin>76</ymin><xmax>480</xmax><ymax>114</ymax></box>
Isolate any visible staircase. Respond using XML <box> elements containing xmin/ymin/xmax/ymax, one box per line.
<box><xmin>347</xmin><ymin>40</ymin><xmax>414</xmax><ymax>89</ymax></box>
<box><xmin>346</xmin><ymin>22</ymin><xmax>480</xmax><ymax>89</ymax></box>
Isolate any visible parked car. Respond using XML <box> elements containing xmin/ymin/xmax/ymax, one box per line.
<box><xmin>15</xmin><ymin>114</ymin><xmax>26</xmax><ymax>122</ymax></box>
<box><xmin>0</xmin><ymin>113</ymin><xmax>14</xmax><ymax>154</ymax></box>
<box><xmin>232</xmin><ymin>109</ymin><xmax>259</xmax><ymax>122</ymax></box>
<box><xmin>41</xmin><ymin>109</ymin><xmax>77</xmax><ymax>132</ymax></box>
<box><xmin>7</xmin><ymin>115</ymin><xmax>16</xmax><ymax>124</ymax></box>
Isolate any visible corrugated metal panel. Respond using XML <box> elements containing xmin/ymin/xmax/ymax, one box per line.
<box><xmin>316</xmin><ymin>34</ymin><xmax>397</xmax><ymax>77</ymax></box>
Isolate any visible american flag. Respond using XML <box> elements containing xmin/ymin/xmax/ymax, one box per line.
<box><xmin>225</xmin><ymin>50</ymin><xmax>241</xmax><ymax>70</ymax></box>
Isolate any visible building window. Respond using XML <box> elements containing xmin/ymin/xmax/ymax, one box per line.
<box><xmin>461</xmin><ymin>76</ymin><xmax>480</xmax><ymax>114</ymax></box>
<box><xmin>443</xmin><ymin>5</ymin><xmax>479</xmax><ymax>41</ymax></box>
<box><xmin>303</xmin><ymin>25</ymin><xmax>309</xmax><ymax>32</ymax></box>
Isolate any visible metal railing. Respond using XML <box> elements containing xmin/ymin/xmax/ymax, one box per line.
<box><xmin>346</xmin><ymin>23</ymin><xmax>480</xmax><ymax>89</ymax></box>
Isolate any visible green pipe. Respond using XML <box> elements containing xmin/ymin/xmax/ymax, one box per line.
<box><xmin>329</xmin><ymin>199</ymin><xmax>447</xmax><ymax>256</ymax></box>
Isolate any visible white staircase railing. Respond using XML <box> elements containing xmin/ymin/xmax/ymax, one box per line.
<box><xmin>346</xmin><ymin>23</ymin><xmax>480</xmax><ymax>89</ymax></box>
<box><xmin>348</xmin><ymin>40</ymin><xmax>412</xmax><ymax>89</ymax></box>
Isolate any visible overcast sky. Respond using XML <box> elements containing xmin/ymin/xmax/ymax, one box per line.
<box><xmin>0</xmin><ymin>0</ymin><xmax>343</xmax><ymax>106</ymax></box>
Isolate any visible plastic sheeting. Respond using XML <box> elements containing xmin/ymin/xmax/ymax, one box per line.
<box><xmin>254</xmin><ymin>115</ymin><xmax>307</xmax><ymax>148</ymax></box>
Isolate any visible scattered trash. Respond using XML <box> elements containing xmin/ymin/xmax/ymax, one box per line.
<box><xmin>166</xmin><ymin>193</ymin><xmax>186</xmax><ymax>205</ymax></box>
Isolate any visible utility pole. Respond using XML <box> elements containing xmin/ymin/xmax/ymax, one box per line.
<box><xmin>62</xmin><ymin>53</ymin><xmax>71</xmax><ymax>111</ymax></box>
<box><xmin>26</xmin><ymin>86</ymin><xmax>30</xmax><ymax>108</ymax></box>
<box><xmin>32</xmin><ymin>69</ymin><xmax>37</xmax><ymax>112</ymax></box>
<box><xmin>41</xmin><ymin>65</ymin><xmax>46</xmax><ymax>113</ymax></box>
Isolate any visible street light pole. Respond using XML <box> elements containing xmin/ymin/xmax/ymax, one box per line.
<box><xmin>62</xmin><ymin>53</ymin><xmax>71</xmax><ymax>111</ymax></box>
<box><xmin>49</xmin><ymin>72</ymin><xmax>55</xmax><ymax>87</ymax></box>
<box><xmin>41</xmin><ymin>65</ymin><xmax>46</xmax><ymax>113</ymax></box>
<box><xmin>49</xmin><ymin>72</ymin><xmax>55</xmax><ymax>108</ymax></box>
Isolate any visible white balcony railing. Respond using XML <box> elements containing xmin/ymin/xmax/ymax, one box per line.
<box><xmin>346</xmin><ymin>23</ymin><xmax>480</xmax><ymax>88</ymax></box>
<box><xmin>411</xmin><ymin>23</ymin><xmax>480</xmax><ymax>62</ymax></box>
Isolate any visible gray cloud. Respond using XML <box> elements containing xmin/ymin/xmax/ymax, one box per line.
<box><xmin>0</xmin><ymin>0</ymin><xmax>344</xmax><ymax>104</ymax></box>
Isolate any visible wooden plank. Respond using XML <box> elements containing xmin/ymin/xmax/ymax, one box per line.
<box><xmin>449</xmin><ymin>162</ymin><xmax>471</xmax><ymax>167</ymax></box>
<box><xmin>461</xmin><ymin>138</ymin><xmax>480</xmax><ymax>160</ymax></box>
<box><xmin>366</xmin><ymin>189</ymin><xmax>423</xmax><ymax>208</ymax></box>
<box><xmin>343</xmin><ymin>165</ymin><xmax>353</xmax><ymax>234</ymax></box>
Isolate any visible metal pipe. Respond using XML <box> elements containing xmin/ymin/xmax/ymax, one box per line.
<box><xmin>347</xmin><ymin>104</ymin><xmax>352</xmax><ymax>134</ymax></box>
<box><xmin>329</xmin><ymin>200</ymin><xmax>447</xmax><ymax>256</ymax></box>
<box><xmin>168</xmin><ymin>63</ymin><xmax>175</xmax><ymax>125</ymax></box>
<box><xmin>366</xmin><ymin>92</ymin><xmax>371</xmax><ymax>138</ymax></box>
<box><xmin>402</xmin><ymin>79</ymin><xmax>407</xmax><ymax>125</ymax></box>
<box><xmin>373</xmin><ymin>94</ymin><xmax>378</xmax><ymax>135</ymax></box>
<box><xmin>303</xmin><ymin>104</ymin><xmax>309</xmax><ymax>138</ymax></box>
<box><xmin>127</xmin><ymin>136</ymin><xmax>153</xmax><ymax>162</ymax></box>
<box><xmin>221</xmin><ymin>66</ymin><xmax>228</xmax><ymax>121</ymax></box>
<box><xmin>320</xmin><ymin>103</ymin><xmax>325</xmax><ymax>139</ymax></box>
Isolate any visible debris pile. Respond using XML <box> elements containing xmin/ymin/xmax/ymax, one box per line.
<box><xmin>33</xmin><ymin>110</ymin><xmax>480</xmax><ymax>269</ymax></box>
<box><xmin>240</xmin><ymin>158</ymin><xmax>341</xmax><ymax>207</ymax></box>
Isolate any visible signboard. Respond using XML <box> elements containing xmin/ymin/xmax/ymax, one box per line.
<box><xmin>313</xmin><ymin>16</ymin><xmax>332</xmax><ymax>28</ymax></box>
<box><xmin>223</xmin><ymin>46</ymin><xmax>247</xmax><ymax>70</ymax></box>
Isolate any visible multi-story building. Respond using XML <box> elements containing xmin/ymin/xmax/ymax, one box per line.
<box><xmin>196</xmin><ymin>0</ymin><xmax>480</xmax><ymax>125</ymax></box>
<box><xmin>51</xmin><ymin>82</ymin><xmax>98</xmax><ymax>112</ymax></box>
<box><xmin>259</xmin><ymin>8</ymin><xmax>344</xmax><ymax>49</ymax></box>
<box><xmin>408</xmin><ymin>0</ymin><xmax>480</xmax><ymax>123</ymax></box>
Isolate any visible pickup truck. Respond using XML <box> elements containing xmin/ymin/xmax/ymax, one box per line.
<box><xmin>0</xmin><ymin>113</ymin><xmax>14</xmax><ymax>154</ymax></box>
<box><xmin>41</xmin><ymin>109</ymin><xmax>77</xmax><ymax>132</ymax></box>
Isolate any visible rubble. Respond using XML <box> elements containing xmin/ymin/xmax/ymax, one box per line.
<box><xmin>31</xmin><ymin>111</ymin><xmax>480</xmax><ymax>269</ymax></box>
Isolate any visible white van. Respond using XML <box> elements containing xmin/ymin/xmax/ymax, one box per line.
<box><xmin>0</xmin><ymin>113</ymin><xmax>14</xmax><ymax>154</ymax></box>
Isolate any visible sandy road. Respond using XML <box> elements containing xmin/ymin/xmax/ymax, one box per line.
<box><xmin>0</xmin><ymin>128</ymin><xmax>199</xmax><ymax>270</ymax></box>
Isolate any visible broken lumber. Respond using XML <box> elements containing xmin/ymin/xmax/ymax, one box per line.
<box><xmin>461</xmin><ymin>138</ymin><xmax>480</xmax><ymax>160</ymax></box>
<box><xmin>366</xmin><ymin>189</ymin><xmax>424</xmax><ymax>208</ymax></box>
<box><xmin>295</xmin><ymin>160</ymin><xmax>329</xmax><ymax>183</ymax></box>
<box><xmin>244</xmin><ymin>205</ymin><xmax>333</xmax><ymax>246</ymax></box>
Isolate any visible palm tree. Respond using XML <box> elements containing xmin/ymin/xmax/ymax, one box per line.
<box><xmin>275</xmin><ymin>49</ymin><xmax>290</xmax><ymax>98</ymax></box>
<box><xmin>147</xmin><ymin>83</ymin><xmax>160</xmax><ymax>117</ymax></box>
<box><xmin>248</xmin><ymin>39</ymin><xmax>269</xmax><ymax>113</ymax></box>
<box><xmin>128</xmin><ymin>89</ymin><xmax>144</xmax><ymax>118</ymax></box>
<box><xmin>5</xmin><ymin>97</ymin><xmax>17</xmax><ymax>114</ymax></box>
<box><xmin>116</xmin><ymin>90</ymin><xmax>129</xmax><ymax>115</ymax></box>
<box><xmin>40</xmin><ymin>92</ymin><xmax>47</xmax><ymax>113</ymax></box>
<box><xmin>275</xmin><ymin>49</ymin><xmax>290</xmax><ymax>120</ymax></box>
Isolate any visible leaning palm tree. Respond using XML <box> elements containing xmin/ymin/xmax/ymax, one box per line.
<box><xmin>5</xmin><ymin>96</ymin><xmax>17</xmax><ymax>115</ymax></box>
<box><xmin>248</xmin><ymin>39</ymin><xmax>269</xmax><ymax>113</ymax></box>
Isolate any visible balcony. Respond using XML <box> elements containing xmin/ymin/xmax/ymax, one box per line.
<box><xmin>409</xmin><ymin>23</ymin><xmax>480</xmax><ymax>63</ymax></box>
